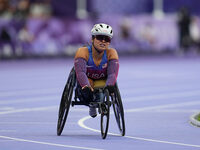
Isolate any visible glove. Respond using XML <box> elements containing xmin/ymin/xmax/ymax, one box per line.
<box><xmin>82</xmin><ymin>85</ymin><xmax>94</xmax><ymax>92</ymax></box>
<box><xmin>104</xmin><ymin>85</ymin><xmax>115</xmax><ymax>93</ymax></box>
<box><xmin>81</xmin><ymin>85</ymin><xmax>93</xmax><ymax>102</ymax></box>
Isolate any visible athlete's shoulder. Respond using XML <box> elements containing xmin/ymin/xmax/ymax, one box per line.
<box><xmin>74</xmin><ymin>46</ymin><xmax>89</xmax><ymax>60</ymax></box>
<box><xmin>106</xmin><ymin>48</ymin><xmax>119</xmax><ymax>60</ymax></box>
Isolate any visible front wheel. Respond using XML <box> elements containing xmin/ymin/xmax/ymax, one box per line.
<box><xmin>100</xmin><ymin>89</ymin><xmax>110</xmax><ymax>139</ymax></box>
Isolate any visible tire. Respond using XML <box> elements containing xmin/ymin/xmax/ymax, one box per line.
<box><xmin>57</xmin><ymin>68</ymin><xmax>75</xmax><ymax>136</ymax></box>
<box><xmin>101</xmin><ymin>89</ymin><xmax>110</xmax><ymax>139</ymax></box>
<box><xmin>112</xmin><ymin>85</ymin><xmax>125</xmax><ymax>136</ymax></box>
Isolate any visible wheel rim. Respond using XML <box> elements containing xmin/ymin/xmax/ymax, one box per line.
<box><xmin>101</xmin><ymin>107</ymin><xmax>110</xmax><ymax>139</ymax></box>
<box><xmin>57</xmin><ymin>85</ymin><xmax>72</xmax><ymax>135</ymax></box>
<box><xmin>57</xmin><ymin>69</ymin><xmax>75</xmax><ymax>135</ymax></box>
<box><xmin>112</xmin><ymin>89</ymin><xmax>125</xmax><ymax>136</ymax></box>
<box><xmin>101</xmin><ymin>89</ymin><xmax>110</xmax><ymax>139</ymax></box>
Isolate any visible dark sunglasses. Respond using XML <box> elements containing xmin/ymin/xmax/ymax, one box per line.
<box><xmin>95</xmin><ymin>35</ymin><xmax>111</xmax><ymax>43</ymax></box>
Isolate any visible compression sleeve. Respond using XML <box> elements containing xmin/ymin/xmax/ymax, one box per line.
<box><xmin>106</xmin><ymin>59</ymin><xmax>119</xmax><ymax>86</ymax></box>
<box><xmin>74</xmin><ymin>58</ymin><xmax>90</xmax><ymax>87</ymax></box>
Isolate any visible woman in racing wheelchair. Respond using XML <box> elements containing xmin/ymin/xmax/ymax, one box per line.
<box><xmin>74</xmin><ymin>23</ymin><xmax>119</xmax><ymax>118</ymax></box>
<box><xmin>57</xmin><ymin>23</ymin><xmax>125</xmax><ymax>138</ymax></box>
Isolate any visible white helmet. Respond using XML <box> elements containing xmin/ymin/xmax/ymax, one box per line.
<box><xmin>91</xmin><ymin>23</ymin><xmax>113</xmax><ymax>38</ymax></box>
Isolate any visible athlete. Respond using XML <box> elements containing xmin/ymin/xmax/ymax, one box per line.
<box><xmin>74</xmin><ymin>23</ymin><xmax>119</xmax><ymax>117</ymax></box>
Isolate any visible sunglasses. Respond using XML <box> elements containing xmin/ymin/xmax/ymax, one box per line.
<box><xmin>95</xmin><ymin>35</ymin><xmax>111</xmax><ymax>43</ymax></box>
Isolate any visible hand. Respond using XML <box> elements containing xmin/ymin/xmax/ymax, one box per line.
<box><xmin>82</xmin><ymin>85</ymin><xmax>94</xmax><ymax>92</ymax></box>
<box><xmin>104</xmin><ymin>85</ymin><xmax>115</xmax><ymax>93</ymax></box>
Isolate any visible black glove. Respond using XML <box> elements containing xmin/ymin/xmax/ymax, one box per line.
<box><xmin>82</xmin><ymin>86</ymin><xmax>93</xmax><ymax>102</ymax></box>
<box><xmin>104</xmin><ymin>85</ymin><xmax>115</xmax><ymax>93</ymax></box>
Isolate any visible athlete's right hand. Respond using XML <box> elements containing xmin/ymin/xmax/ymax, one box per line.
<box><xmin>82</xmin><ymin>85</ymin><xmax>94</xmax><ymax>92</ymax></box>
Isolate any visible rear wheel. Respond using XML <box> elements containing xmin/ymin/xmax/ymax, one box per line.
<box><xmin>57</xmin><ymin>68</ymin><xmax>75</xmax><ymax>136</ymax></box>
<box><xmin>100</xmin><ymin>89</ymin><xmax>110</xmax><ymax>139</ymax></box>
<box><xmin>112</xmin><ymin>85</ymin><xmax>125</xmax><ymax>136</ymax></box>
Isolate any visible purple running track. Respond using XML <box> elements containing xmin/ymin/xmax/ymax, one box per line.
<box><xmin>0</xmin><ymin>56</ymin><xmax>200</xmax><ymax>150</ymax></box>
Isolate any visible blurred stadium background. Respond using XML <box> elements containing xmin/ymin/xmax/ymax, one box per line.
<box><xmin>0</xmin><ymin>0</ymin><xmax>200</xmax><ymax>58</ymax></box>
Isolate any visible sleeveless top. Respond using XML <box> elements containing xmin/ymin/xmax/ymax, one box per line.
<box><xmin>86</xmin><ymin>45</ymin><xmax>108</xmax><ymax>80</ymax></box>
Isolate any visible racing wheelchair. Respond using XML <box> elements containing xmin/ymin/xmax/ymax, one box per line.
<box><xmin>57</xmin><ymin>67</ymin><xmax>125</xmax><ymax>139</ymax></box>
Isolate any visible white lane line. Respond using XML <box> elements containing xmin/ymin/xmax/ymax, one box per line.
<box><xmin>0</xmin><ymin>135</ymin><xmax>103</xmax><ymax>150</ymax></box>
<box><xmin>0</xmin><ymin>106</ymin><xmax>88</xmax><ymax>115</ymax></box>
<box><xmin>120</xmin><ymin>85</ymin><xmax>200</xmax><ymax>94</ymax></box>
<box><xmin>78</xmin><ymin>101</ymin><xmax>200</xmax><ymax>148</ymax></box>
<box><xmin>129</xmin><ymin>109</ymin><xmax>199</xmax><ymax>113</ymax></box>
<box><xmin>0</xmin><ymin>122</ymin><xmax>78</xmax><ymax>125</ymax></box>
<box><xmin>0</xmin><ymin>122</ymin><xmax>55</xmax><ymax>125</ymax></box>
<box><xmin>124</xmin><ymin>90</ymin><xmax>200</xmax><ymax>102</ymax></box>
<box><xmin>0</xmin><ymin>106</ymin><xmax>57</xmax><ymax>115</ymax></box>
<box><xmin>123</xmin><ymin>135</ymin><xmax>200</xmax><ymax>148</ymax></box>
<box><xmin>0</xmin><ymin>130</ymin><xmax>16</xmax><ymax>132</ymax></box>
<box><xmin>78</xmin><ymin>116</ymin><xmax>200</xmax><ymax>148</ymax></box>
<box><xmin>0</xmin><ymin>95</ymin><xmax>60</xmax><ymax>105</ymax></box>
<box><xmin>125</xmin><ymin>100</ymin><xmax>200</xmax><ymax>112</ymax></box>
<box><xmin>1</xmin><ymin>100</ymin><xmax>199</xmax><ymax>115</ymax></box>
<box><xmin>0</xmin><ymin>107</ymin><xmax>14</xmax><ymax>111</ymax></box>
<box><xmin>1</xmin><ymin>88</ymin><xmax>200</xmax><ymax>105</ymax></box>
<box><xmin>0</xmin><ymin>83</ymin><xmax>197</xmax><ymax>98</ymax></box>
<box><xmin>0</xmin><ymin>101</ymin><xmax>199</xmax><ymax>148</ymax></box>
<box><xmin>0</xmin><ymin>87</ymin><xmax>61</xmax><ymax>98</ymax></box>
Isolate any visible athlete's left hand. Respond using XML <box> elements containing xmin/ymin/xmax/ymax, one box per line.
<box><xmin>104</xmin><ymin>85</ymin><xmax>115</xmax><ymax>93</ymax></box>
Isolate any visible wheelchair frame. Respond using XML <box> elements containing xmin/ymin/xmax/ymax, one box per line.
<box><xmin>57</xmin><ymin>67</ymin><xmax>125</xmax><ymax>139</ymax></box>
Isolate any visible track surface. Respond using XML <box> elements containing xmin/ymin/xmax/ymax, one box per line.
<box><xmin>0</xmin><ymin>56</ymin><xmax>200</xmax><ymax>150</ymax></box>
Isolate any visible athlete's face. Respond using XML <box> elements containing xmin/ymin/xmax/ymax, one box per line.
<box><xmin>92</xmin><ymin>35</ymin><xmax>111</xmax><ymax>52</ymax></box>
